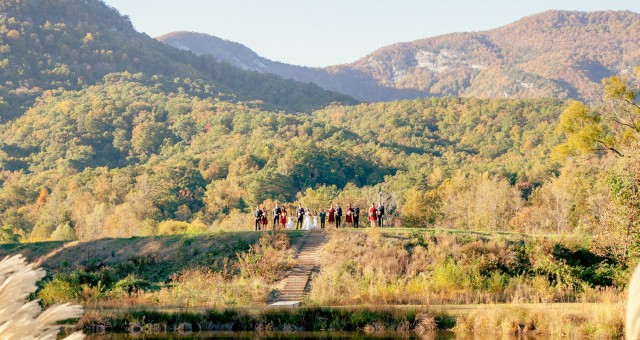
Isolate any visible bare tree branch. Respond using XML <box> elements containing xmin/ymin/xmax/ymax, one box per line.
<box><xmin>593</xmin><ymin>139</ymin><xmax>624</xmax><ymax>157</ymax></box>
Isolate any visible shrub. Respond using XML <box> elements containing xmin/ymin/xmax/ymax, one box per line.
<box><xmin>39</xmin><ymin>274</ymin><xmax>80</xmax><ymax>306</ymax></box>
<box><xmin>212</xmin><ymin>210</ymin><xmax>252</xmax><ymax>232</ymax></box>
<box><xmin>50</xmin><ymin>223</ymin><xmax>78</xmax><ymax>241</ymax></box>
<box><xmin>154</xmin><ymin>268</ymin><xmax>270</xmax><ymax>308</ymax></box>
<box><xmin>186</xmin><ymin>219</ymin><xmax>209</xmax><ymax>234</ymax></box>
<box><xmin>111</xmin><ymin>274</ymin><xmax>152</xmax><ymax>297</ymax></box>
<box><xmin>157</xmin><ymin>220</ymin><xmax>190</xmax><ymax>235</ymax></box>
<box><xmin>236</xmin><ymin>232</ymin><xmax>293</xmax><ymax>283</ymax></box>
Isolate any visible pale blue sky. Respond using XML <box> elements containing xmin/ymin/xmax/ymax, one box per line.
<box><xmin>103</xmin><ymin>0</ymin><xmax>640</xmax><ymax>67</ymax></box>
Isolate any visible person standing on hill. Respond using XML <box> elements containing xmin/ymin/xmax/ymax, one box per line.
<box><xmin>280</xmin><ymin>207</ymin><xmax>288</xmax><ymax>229</ymax></box>
<box><xmin>261</xmin><ymin>207</ymin><xmax>268</xmax><ymax>230</ymax></box>
<box><xmin>353</xmin><ymin>204</ymin><xmax>360</xmax><ymax>228</ymax></box>
<box><xmin>377</xmin><ymin>202</ymin><xmax>385</xmax><ymax>227</ymax></box>
<box><xmin>328</xmin><ymin>204</ymin><xmax>335</xmax><ymax>227</ymax></box>
<box><xmin>345</xmin><ymin>203</ymin><xmax>353</xmax><ymax>228</ymax></box>
<box><xmin>296</xmin><ymin>204</ymin><xmax>305</xmax><ymax>230</ymax></box>
<box><xmin>273</xmin><ymin>203</ymin><xmax>281</xmax><ymax>230</ymax></box>
<box><xmin>319</xmin><ymin>208</ymin><xmax>326</xmax><ymax>229</ymax></box>
<box><xmin>369</xmin><ymin>203</ymin><xmax>377</xmax><ymax>227</ymax></box>
<box><xmin>254</xmin><ymin>206</ymin><xmax>263</xmax><ymax>231</ymax></box>
<box><xmin>335</xmin><ymin>204</ymin><xmax>343</xmax><ymax>228</ymax></box>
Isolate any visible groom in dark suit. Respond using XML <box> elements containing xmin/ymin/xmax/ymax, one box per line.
<box><xmin>377</xmin><ymin>202</ymin><xmax>385</xmax><ymax>227</ymax></box>
<box><xmin>353</xmin><ymin>204</ymin><xmax>360</xmax><ymax>228</ymax></box>
<box><xmin>335</xmin><ymin>204</ymin><xmax>343</xmax><ymax>228</ymax></box>
<box><xmin>296</xmin><ymin>204</ymin><xmax>305</xmax><ymax>230</ymax></box>
<box><xmin>272</xmin><ymin>203</ymin><xmax>281</xmax><ymax>229</ymax></box>
<box><xmin>254</xmin><ymin>206</ymin><xmax>263</xmax><ymax>231</ymax></box>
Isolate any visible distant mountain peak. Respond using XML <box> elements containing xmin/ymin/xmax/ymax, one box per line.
<box><xmin>158</xmin><ymin>10</ymin><xmax>640</xmax><ymax>102</ymax></box>
<box><xmin>157</xmin><ymin>31</ymin><xmax>267</xmax><ymax>72</ymax></box>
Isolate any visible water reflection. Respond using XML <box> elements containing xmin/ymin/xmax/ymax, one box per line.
<box><xmin>86</xmin><ymin>331</ymin><xmax>459</xmax><ymax>339</ymax></box>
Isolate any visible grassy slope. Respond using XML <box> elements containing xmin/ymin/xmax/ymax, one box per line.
<box><xmin>310</xmin><ymin>228</ymin><xmax>623</xmax><ymax>306</ymax></box>
<box><xmin>0</xmin><ymin>231</ymin><xmax>306</xmax><ymax>282</ymax></box>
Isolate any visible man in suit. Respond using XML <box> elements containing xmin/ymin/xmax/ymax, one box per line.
<box><xmin>272</xmin><ymin>203</ymin><xmax>281</xmax><ymax>230</ymax></box>
<box><xmin>254</xmin><ymin>206</ymin><xmax>263</xmax><ymax>231</ymax></box>
<box><xmin>335</xmin><ymin>204</ymin><xmax>343</xmax><ymax>228</ymax></box>
<box><xmin>353</xmin><ymin>204</ymin><xmax>360</xmax><ymax>228</ymax></box>
<box><xmin>296</xmin><ymin>204</ymin><xmax>305</xmax><ymax>230</ymax></box>
<box><xmin>377</xmin><ymin>202</ymin><xmax>385</xmax><ymax>227</ymax></box>
<box><xmin>319</xmin><ymin>208</ymin><xmax>326</xmax><ymax>229</ymax></box>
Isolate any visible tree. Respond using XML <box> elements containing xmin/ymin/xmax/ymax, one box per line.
<box><xmin>400</xmin><ymin>187</ymin><xmax>441</xmax><ymax>228</ymax></box>
<box><xmin>298</xmin><ymin>185</ymin><xmax>339</xmax><ymax>212</ymax></box>
<box><xmin>553</xmin><ymin>100</ymin><xmax>608</xmax><ymax>159</ymax></box>
<box><xmin>595</xmin><ymin>150</ymin><xmax>640</xmax><ymax>262</ymax></box>
<box><xmin>555</xmin><ymin>68</ymin><xmax>640</xmax><ymax>159</ymax></box>
<box><xmin>35</xmin><ymin>188</ymin><xmax>49</xmax><ymax>205</ymax></box>
<box><xmin>151</xmin><ymin>165</ymin><xmax>206</xmax><ymax>220</ymax></box>
<box><xmin>554</xmin><ymin>70</ymin><xmax>640</xmax><ymax>261</ymax></box>
<box><xmin>204</xmin><ymin>179</ymin><xmax>246</xmax><ymax>220</ymax></box>
<box><xmin>473</xmin><ymin>175</ymin><xmax>521</xmax><ymax>231</ymax></box>
<box><xmin>536</xmin><ymin>175</ymin><xmax>574</xmax><ymax>234</ymax></box>
<box><xmin>131</xmin><ymin>121</ymin><xmax>168</xmax><ymax>158</ymax></box>
<box><xmin>245</xmin><ymin>169</ymin><xmax>295</xmax><ymax>209</ymax></box>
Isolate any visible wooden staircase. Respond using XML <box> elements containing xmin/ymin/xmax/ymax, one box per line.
<box><xmin>271</xmin><ymin>230</ymin><xmax>326</xmax><ymax>306</ymax></box>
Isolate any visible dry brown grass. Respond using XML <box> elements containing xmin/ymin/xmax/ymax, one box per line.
<box><xmin>237</xmin><ymin>231</ymin><xmax>294</xmax><ymax>283</ymax></box>
<box><xmin>309</xmin><ymin>229</ymin><xmax>625</xmax><ymax>306</ymax></box>
<box><xmin>453</xmin><ymin>303</ymin><xmax>624</xmax><ymax>338</ymax></box>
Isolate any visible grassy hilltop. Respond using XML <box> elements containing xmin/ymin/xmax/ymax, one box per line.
<box><xmin>1</xmin><ymin>228</ymin><xmax>626</xmax><ymax>308</ymax></box>
<box><xmin>1</xmin><ymin>227</ymin><xmax>627</xmax><ymax>337</ymax></box>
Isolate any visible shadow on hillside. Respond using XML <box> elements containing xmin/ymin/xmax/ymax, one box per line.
<box><xmin>0</xmin><ymin>240</ymin><xmax>65</xmax><ymax>262</ymax></box>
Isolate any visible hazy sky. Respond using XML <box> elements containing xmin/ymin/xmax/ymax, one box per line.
<box><xmin>103</xmin><ymin>0</ymin><xmax>640</xmax><ymax>67</ymax></box>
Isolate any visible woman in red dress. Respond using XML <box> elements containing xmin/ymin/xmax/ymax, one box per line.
<box><xmin>280</xmin><ymin>208</ymin><xmax>288</xmax><ymax>229</ymax></box>
<box><xmin>328</xmin><ymin>204</ymin><xmax>335</xmax><ymax>226</ymax></box>
<box><xmin>345</xmin><ymin>203</ymin><xmax>353</xmax><ymax>228</ymax></box>
<box><xmin>261</xmin><ymin>208</ymin><xmax>268</xmax><ymax>230</ymax></box>
<box><xmin>369</xmin><ymin>203</ymin><xmax>377</xmax><ymax>227</ymax></box>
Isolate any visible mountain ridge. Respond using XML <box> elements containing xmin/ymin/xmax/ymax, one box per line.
<box><xmin>0</xmin><ymin>0</ymin><xmax>356</xmax><ymax>121</ymax></box>
<box><xmin>158</xmin><ymin>10</ymin><xmax>640</xmax><ymax>102</ymax></box>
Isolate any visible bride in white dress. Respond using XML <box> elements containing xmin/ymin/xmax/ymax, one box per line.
<box><xmin>302</xmin><ymin>208</ymin><xmax>314</xmax><ymax>230</ymax></box>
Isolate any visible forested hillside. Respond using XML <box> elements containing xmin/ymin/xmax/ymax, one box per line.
<box><xmin>161</xmin><ymin>11</ymin><xmax>640</xmax><ymax>103</ymax></box>
<box><xmin>0</xmin><ymin>70</ymin><xmax>565</xmax><ymax>242</ymax></box>
<box><xmin>0</xmin><ymin>0</ymin><xmax>355</xmax><ymax>122</ymax></box>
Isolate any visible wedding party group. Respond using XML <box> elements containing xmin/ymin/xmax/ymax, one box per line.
<box><xmin>253</xmin><ymin>202</ymin><xmax>386</xmax><ymax>231</ymax></box>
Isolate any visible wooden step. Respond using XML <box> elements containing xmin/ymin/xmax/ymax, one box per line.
<box><xmin>270</xmin><ymin>230</ymin><xmax>327</xmax><ymax>307</ymax></box>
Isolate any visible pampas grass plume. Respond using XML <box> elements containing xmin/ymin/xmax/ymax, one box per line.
<box><xmin>627</xmin><ymin>263</ymin><xmax>640</xmax><ymax>339</ymax></box>
<box><xmin>0</xmin><ymin>254</ymin><xmax>84</xmax><ymax>339</ymax></box>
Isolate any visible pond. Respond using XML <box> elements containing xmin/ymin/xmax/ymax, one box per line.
<box><xmin>86</xmin><ymin>331</ymin><xmax>454</xmax><ymax>339</ymax></box>
<box><xmin>85</xmin><ymin>331</ymin><xmax>548</xmax><ymax>339</ymax></box>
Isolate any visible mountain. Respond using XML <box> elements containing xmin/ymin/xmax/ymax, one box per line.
<box><xmin>0</xmin><ymin>0</ymin><xmax>356</xmax><ymax>121</ymax></box>
<box><xmin>158</xmin><ymin>10</ymin><xmax>640</xmax><ymax>102</ymax></box>
<box><xmin>157</xmin><ymin>32</ymin><xmax>421</xmax><ymax>102</ymax></box>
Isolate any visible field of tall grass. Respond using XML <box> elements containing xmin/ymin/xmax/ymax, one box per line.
<box><xmin>18</xmin><ymin>231</ymin><xmax>300</xmax><ymax>309</ymax></box>
<box><xmin>309</xmin><ymin>228</ymin><xmax>626</xmax><ymax>306</ymax></box>
<box><xmin>453</xmin><ymin>303</ymin><xmax>624</xmax><ymax>338</ymax></box>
